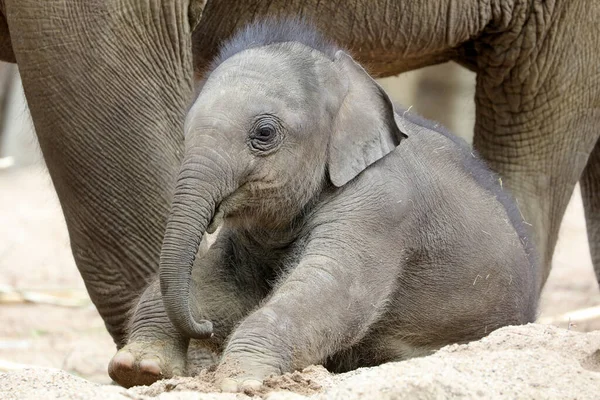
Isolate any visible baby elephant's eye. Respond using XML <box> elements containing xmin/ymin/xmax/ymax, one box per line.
<box><xmin>255</xmin><ymin>125</ymin><xmax>276</xmax><ymax>141</ymax></box>
<box><xmin>248</xmin><ymin>115</ymin><xmax>283</xmax><ymax>154</ymax></box>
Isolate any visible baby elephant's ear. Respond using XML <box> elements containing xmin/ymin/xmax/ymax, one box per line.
<box><xmin>328</xmin><ymin>50</ymin><xmax>408</xmax><ymax>187</ymax></box>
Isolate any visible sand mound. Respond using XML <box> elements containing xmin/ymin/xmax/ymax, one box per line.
<box><xmin>1</xmin><ymin>324</ymin><xmax>599</xmax><ymax>400</ymax></box>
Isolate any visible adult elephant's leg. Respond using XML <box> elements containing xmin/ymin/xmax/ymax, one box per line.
<box><xmin>471</xmin><ymin>1</ymin><xmax>600</xmax><ymax>289</ymax></box>
<box><xmin>473</xmin><ymin>88</ymin><xmax>598</xmax><ymax>289</ymax></box>
<box><xmin>474</xmin><ymin>116</ymin><xmax>595</xmax><ymax>289</ymax></box>
<box><xmin>4</xmin><ymin>0</ymin><xmax>203</xmax><ymax>347</ymax></box>
<box><xmin>581</xmin><ymin>138</ymin><xmax>600</xmax><ymax>286</ymax></box>
<box><xmin>473</xmin><ymin>69</ymin><xmax>598</xmax><ymax>288</ymax></box>
<box><xmin>0</xmin><ymin>62</ymin><xmax>16</xmax><ymax>159</ymax></box>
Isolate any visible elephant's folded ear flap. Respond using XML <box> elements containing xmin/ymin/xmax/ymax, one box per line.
<box><xmin>328</xmin><ymin>51</ymin><xmax>408</xmax><ymax>188</ymax></box>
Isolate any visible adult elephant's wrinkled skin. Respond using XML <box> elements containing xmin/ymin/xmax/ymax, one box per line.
<box><xmin>111</xmin><ymin>22</ymin><xmax>539</xmax><ymax>390</ymax></box>
<box><xmin>0</xmin><ymin>0</ymin><xmax>597</xmax><ymax>363</ymax></box>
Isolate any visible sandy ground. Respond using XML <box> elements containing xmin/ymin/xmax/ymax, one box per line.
<box><xmin>1</xmin><ymin>325</ymin><xmax>599</xmax><ymax>399</ymax></box>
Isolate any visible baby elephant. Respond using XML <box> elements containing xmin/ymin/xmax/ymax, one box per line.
<box><xmin>109</xmin><ymin>21</ymin><xmax>539</xmax><ymax>391</ymax></box>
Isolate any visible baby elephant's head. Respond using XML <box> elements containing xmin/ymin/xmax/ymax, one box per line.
<box><xmin>159</xmin><ymin>30</ymin><xmax>409</xmax><ymax>339</ymax></box>
<box><xmin>184</xmin><ymin>42</ymin><xmax>406</xmax><ymax>230</ymax></box>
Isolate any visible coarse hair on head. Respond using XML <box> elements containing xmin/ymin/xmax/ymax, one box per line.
<box><xmin>211</xmin><ymin>17</ymin><xmax>340</xmax><ymax>69</ymax></box>
<box><xmin>187</xmin><ymin>18</ymin><xmax>342</xmax><ymax>111</ymax></box>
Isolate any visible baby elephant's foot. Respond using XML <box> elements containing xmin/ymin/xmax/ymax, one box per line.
<box><xmin>108</xmin><ymin>340</ymin><xmax>186</xmax><ymax>388</ymax></box>
<box><xmin>217</xmin><ymin>351</ymin><xmax>282</xmax><ymax>393</ymax></box>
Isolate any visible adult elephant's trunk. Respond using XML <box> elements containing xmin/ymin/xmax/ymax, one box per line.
<box><xmin>159</xmin><ymin>152</ymin><xmax>233</xmax><ymax>339</ymax></box>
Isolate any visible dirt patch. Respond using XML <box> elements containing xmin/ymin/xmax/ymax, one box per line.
<box><xmin>580</xmin><ymin>349</ymin><xmax>600</xmax><ymax>372</ymax></box>
<box><xmin>133</xmin><ymin>366</ymin><xmax>221</xmax><ymax>396</ymax></box>
<box><xmin>245</xmin><ymin>366</ymin><xmax>329</xmax><ymax>397</ymax></box>
<box><xmin>259</xmin><ymin>370</ymin><xmax>322</xmax><ymax>396</ymax></box>
<box><xmin>132</xmin><ymin>363</ymin><xmax>328</xmax><ymax>398</ymax></box>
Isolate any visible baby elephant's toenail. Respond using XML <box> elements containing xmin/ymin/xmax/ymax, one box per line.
<box><xmin>110</xmin><ymin>352</ymin><xmax>135</xmax><ymax>371</ymax></box>
<box><xmin>139</xmin><ymin>359</ymin><xmax>162</xmax><ymax>377</ymax></box>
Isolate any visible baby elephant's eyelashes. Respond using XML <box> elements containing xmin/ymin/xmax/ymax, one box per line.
<box><xmin>248</xmin><ymin>115</ymin><xmax>284</xmax><ymax>154</ymax></box>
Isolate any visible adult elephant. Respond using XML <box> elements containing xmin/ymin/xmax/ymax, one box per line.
<box><xmin>0</xmin><ymin>0</ymin><xmax>597</xmax><ymax>352</ymax></box>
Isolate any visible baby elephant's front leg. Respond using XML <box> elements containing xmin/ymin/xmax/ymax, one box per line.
<box><xmin>109</xmin><ymin>236</ymin><xmax>262</xmax><ymax>388</ymax></box>
<box><xmin>217</xmin><ymin>254</ymin><xmax>390</xmax><ymax>392</ymax></box>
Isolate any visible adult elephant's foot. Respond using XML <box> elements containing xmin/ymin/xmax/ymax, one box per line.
<box><xmin>108</xmin><ymin>340</ymin><xmax>186</xmax><ymax>388</ymax></box>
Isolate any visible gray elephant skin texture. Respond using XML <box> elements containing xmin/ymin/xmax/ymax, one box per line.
<box><xmin>109</xmin><ymin>21</ymin><xmax>540</xmax><ymax>392</ymax></box>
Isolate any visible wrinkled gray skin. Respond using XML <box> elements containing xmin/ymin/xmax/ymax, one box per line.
<box><xmin>109</xmin><ymin>33</ymin><xmax>539</xmax><ymax>391</ymax></box>
<box><xmin>0</xmin><ymin>0</ymin><xmax>597</xmax><ymax>367</ymax></box>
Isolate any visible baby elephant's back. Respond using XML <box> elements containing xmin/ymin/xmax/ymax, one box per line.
<box><xmin>367</xmin><ymin>112</ymin><xmax>539</xmax><ymax>352</ymax></box>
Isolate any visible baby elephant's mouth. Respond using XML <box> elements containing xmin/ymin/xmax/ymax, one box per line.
<box><xmin>206</xmin><ymin>206</ymin><xmax>225</xmax><ymax>234</ymax></box>
<box><xmin>206</xmin><ymin>194</ymin><xmax>240</xmax><ymax>234</ymax></box>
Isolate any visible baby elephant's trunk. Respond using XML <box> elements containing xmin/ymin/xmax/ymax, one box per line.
<box><xmin>159</xmin><ymin>155</ymin><xmax>231</xmax><ymax>339</ymax></box>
